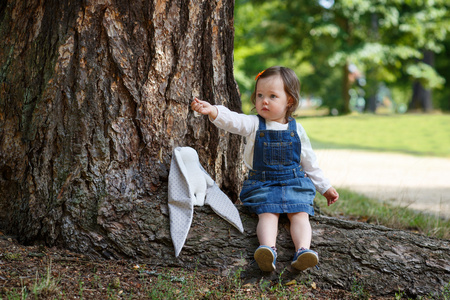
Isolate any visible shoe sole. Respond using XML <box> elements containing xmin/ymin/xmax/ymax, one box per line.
<box><xmin>291</xmin><ymin>252</ymin><xmax>318</xmax><ymax>271</ymax></box>
<box><xmin>254</xmin><ymin>247</ymin><xmax>275</xmax><ymax>272</ymax></box>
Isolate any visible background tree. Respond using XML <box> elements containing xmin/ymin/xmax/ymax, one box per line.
<box><xmin>435</xmin><ymin>38</ymin><xmax>450</xmax><ymax>111</ymax></box>
<box><xmin>0</xmin><ymin>0</ymin><xmax>244</xmax><ymax>257</ymax></box>
<box><xmin>234</xmin><ymin>0</ymin><xmax>450</xmax><ymax>114</ymax></box>
<box><xmin>398</xmin><ymin>1</ymin><xmax>448</xmax><ymax>112</ymax></box>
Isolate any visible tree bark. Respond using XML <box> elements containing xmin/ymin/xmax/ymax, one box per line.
<box><xmin>0</xmin><ymin>0</ymin><xmax>243</xmax><ymax>251</ymax></box>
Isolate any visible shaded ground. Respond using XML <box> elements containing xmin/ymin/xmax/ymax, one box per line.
<box><xmin>0</xmin><ymin>233</ymin><xmax>392</xmax><ymax>299</ymax></box>
<box><xmin>316</xmin><ymin>149</ymin><xmax>450</xmax><ymax>218</ymax></box>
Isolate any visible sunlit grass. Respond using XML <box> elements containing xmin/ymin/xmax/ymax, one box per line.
<box><xmin>298</xmin><ymin>113</ymin><xmax>450</xmax><ymax>157</ymax></box>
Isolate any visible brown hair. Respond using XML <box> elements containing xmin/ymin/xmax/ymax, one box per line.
<box><xmin>251</xmin><ymin>66</ymin><xmax>300</xmax><ymax>121</ymax></box>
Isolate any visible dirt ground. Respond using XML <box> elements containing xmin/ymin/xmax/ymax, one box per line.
<box><xmin>0</xmin><ymin>233</ymin><xmax>392</xmax><ymax>299</ymax></box>
<box><xmin>316</xmin><ymin>149</ymin><xmax>450</xmax><ymax>218</ymax></box>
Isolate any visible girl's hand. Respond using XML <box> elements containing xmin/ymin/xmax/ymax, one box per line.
<box><xmin>323</xmin><ymin>187</ymin><xmax>339</xmax><ymax>206</ymax></box>
<box><xmin>191</xmin><ymin>98</ymin><xmax>218</xmax><ymax>120</ymax></box>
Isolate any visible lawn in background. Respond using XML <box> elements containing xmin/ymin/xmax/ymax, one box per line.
<box><xmin>315</xmin><ymin>189</ymin><xmax>450</xmax><ymax>239</ymax></box>
<box><xmin>297</xmin><ymin>113</ymin><xmax>450</xmax><ymax>157</ymax></box>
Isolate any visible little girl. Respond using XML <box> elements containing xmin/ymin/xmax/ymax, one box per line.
<box><xmin>191</xmin><ymin>66</ymin><xmax>339</xmax><ymax>272</ymax></box>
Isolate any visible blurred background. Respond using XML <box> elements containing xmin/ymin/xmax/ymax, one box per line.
<box><xmin>233</xmin><ymin>0</ymin><xmax>450</xmax><ymax>237</ymax></box>
<box><xmin>233</xmin><ymin>0</ymin><xmax>450</xmax><ymax>115</ymax></box>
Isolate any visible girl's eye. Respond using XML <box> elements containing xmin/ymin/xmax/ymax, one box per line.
<box><xmin>257</xmin><ymin>93</ymin><xmax>263</xmax><ymax>98</ymax></box>
<box><xmin>270</xmin><ymin>94</ymin><xmax>277</xmax><ymax>99</ymax></box>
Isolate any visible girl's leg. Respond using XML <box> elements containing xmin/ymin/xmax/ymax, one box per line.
<box><xmin>288</xmin><ymin>212</ymin><xmax>318</xmax><ymax>271</ymax></box>
<box><xmin>254</xmin><ymin>213</ymin><xmax>279</xmax><ymax>272</ymax></box>
<box><xmin>287</xmin><ymin>212</ymin><xmax>311</xmax><ymax>250</ymax></box>
<box><xmin>257</xmin><ymin>213</ymin><xmax>280</xmax><ymax>247</ymax></box>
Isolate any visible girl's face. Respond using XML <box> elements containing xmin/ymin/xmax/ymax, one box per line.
<box><xmin>255</xmin><ymin>75</ymin><xmax>292</xmax><ymax>124</ymax></box>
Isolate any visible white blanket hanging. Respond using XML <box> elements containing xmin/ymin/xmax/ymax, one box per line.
<box><xmin>168</xmin><ymin>147</ymin><xmax>244</xmax><ymax>257</ymax></box>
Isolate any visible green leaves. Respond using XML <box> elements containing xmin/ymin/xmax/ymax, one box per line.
<box><xmin>234</xmin><ymin>0</ymin><xmax>450</xmax><ymax>112</ymax></box>
<box><xmin>406</xmin><ymin>62</ymin><xmax>445</xmax><ymax>89</ymax></box>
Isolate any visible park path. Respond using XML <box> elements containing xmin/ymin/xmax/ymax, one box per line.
<box><xmin>315</xmin><ymin>149</ymin><xmax>450</xmax><ymax>219</ymax></box>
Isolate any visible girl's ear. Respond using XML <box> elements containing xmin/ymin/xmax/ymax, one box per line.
<box><xmin>287</xmin><ymin>97</ymin><xmax>294</xmax><ymax>108</ymax></box>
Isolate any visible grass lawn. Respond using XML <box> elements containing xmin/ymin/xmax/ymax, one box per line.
<box><xmin>297</xmin><ymin>113</ymin><xmax>450</xmax><ymax>157</ymax></box>
<box><xmin>315</xmin><ymin>189</ymin><xmax>450</xmax><ymax>240</ymax></box>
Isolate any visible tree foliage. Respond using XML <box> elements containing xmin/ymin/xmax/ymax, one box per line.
<box><xmin>234</xmin><ymin>0</ymin><xmax>450</xmax><ymax>113</ymax></box>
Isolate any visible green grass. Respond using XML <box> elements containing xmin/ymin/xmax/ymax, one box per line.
<box><xmin>316</xmin><ymin>189</ymin><xmax>450</xmax><ymax>240</ymax></box>
<box><xmin>297</xmin><ymin>113</ymin><xmax>450</xmax><ymax>157</ymax></box>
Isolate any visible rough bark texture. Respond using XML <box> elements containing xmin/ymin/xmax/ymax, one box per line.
<box><xmin>0</xmin><ymin>0</ymin><xmax>244</xmax><ymax>252</ymax></box>
<box><xmin>159</xmin><ymin>205</ymin><xmax>448</xmax><ymax>298</ymax></box>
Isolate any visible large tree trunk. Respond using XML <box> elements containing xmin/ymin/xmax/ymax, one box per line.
<box><xmin>0</xmin><ymin>0</ymin><xmax>244</xmax><ymax>255</ymax></box>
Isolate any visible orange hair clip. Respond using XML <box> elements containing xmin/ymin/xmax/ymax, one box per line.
<box><xmin>255</xmin><ymin>70</ymin><xmax>266</xmax><ymax>81</ymax></box>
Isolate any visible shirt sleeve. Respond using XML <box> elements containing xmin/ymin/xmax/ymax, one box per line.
<box><xmin>297</xmin><ymin>123</ymin><xmax>332</xmax><ymax>195</ymax></box>
<box><xmin>210</xmin><ymin>105</ymin><xmax>258</xmax><ymax>137</ymax></box>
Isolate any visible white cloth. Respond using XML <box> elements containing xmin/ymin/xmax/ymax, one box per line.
<box><xmin>211</xmin><ymin>105</ymin><xmax>332</xmax><ymax>194</ymax></box>
<box><xmin>168</xmin><ymin>147</ymin><xmax>244</xmax><ymax>257</ymax></box>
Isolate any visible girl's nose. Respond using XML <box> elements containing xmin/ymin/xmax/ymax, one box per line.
<box><xmin>262</xmin><ymin>97</ymin><xmax>269</xmax><ymax>104</ymax></box>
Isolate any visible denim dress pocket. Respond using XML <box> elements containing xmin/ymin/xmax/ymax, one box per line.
<box><xmin>263</xmin><ymin>142</ymin><xmax>293</xmax><ymax>166</ymax></box>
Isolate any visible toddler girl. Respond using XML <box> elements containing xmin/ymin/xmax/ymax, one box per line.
<box><xmin>191</xmin><ymin>66</ymin><xmax>339</xmax><ymax>272</ymax></box>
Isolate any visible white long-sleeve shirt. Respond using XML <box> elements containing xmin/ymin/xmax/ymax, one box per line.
<box><xmin>211</xmin><ymin>105</ymin><xmax>332</xmax><ymax>195</ymax></box>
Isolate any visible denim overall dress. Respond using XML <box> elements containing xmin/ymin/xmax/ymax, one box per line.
<box><xmin>239</xmin><ymin>116</ymin><xmax>316</xmax><ymax>215</ymax></box>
